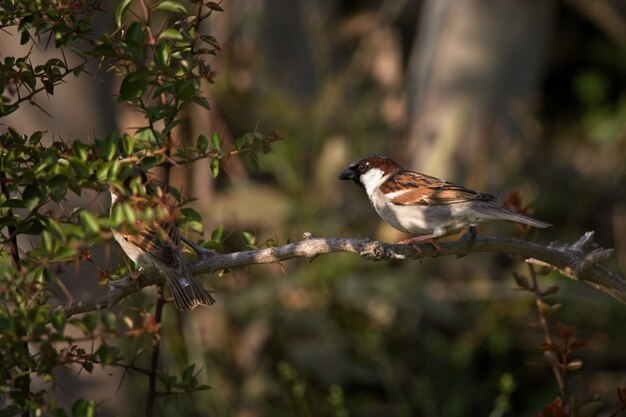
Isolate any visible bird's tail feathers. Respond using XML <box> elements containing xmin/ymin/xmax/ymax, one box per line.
<box><xmin>494</xmin><ymin>207</ymin><xmax>552</xmax><ymax>229</ymax></box>
<box><xmin>160</xmin><ymin>260</ymin><xmax>215</xmax><ymax>310</ymax></box>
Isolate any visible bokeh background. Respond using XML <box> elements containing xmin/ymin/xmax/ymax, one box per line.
<box><xmin>3</xmin><ymin>0</ymin><xmax>626</xmax><ymax>415</ymax></box>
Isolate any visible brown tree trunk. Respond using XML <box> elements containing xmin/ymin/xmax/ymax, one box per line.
<box><xmin>406</xmin><ymin>0</ymin><xmax>555</xmax><ymax>188</ymax></box>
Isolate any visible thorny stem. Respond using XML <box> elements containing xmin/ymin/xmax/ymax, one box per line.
<box><xmin>528</xmin><ymin>263</ymin><xmax>566</xmax><ymax>397</ymax></box>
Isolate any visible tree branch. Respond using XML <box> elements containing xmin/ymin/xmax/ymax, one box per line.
<box><xmin>61</xmin><ymin>230</ymin><xmax>626</xmax><ymax>316</ymax></box>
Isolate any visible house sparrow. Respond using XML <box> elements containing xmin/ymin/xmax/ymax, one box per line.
<box><xmin>339</xmin><ymin>155</ymin><xmax>550</xmax><ymax>248</ymax></box>
<box><xmin>110</xmin><ymin>174</ymin><xmax>215</xmax><ymax>310</ymax></box>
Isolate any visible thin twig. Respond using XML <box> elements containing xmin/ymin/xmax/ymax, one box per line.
<box><xmin>145</xmin><ymin>287</ymin><xmax>164</xmax><ymax>417</ymax></box>
<box><xmin>528</xmin><ymin>263</ymin><xmax>565</xmax><ymax>396</ymax></box>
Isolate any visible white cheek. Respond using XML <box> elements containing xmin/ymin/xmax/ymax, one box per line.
<box><xmin>360</xmin><ymin>168</ymin><xmax>389</xmax><ymax>195</ymax></box>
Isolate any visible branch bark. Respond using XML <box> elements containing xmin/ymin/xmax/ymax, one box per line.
<box><xmin>61</xmin><ymin>230</ymin><xmax>626</xmax><ymax>316</ymax></box>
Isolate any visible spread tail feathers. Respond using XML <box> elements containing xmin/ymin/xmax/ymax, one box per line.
<box><xmin>160</xmin><ymin>260</ymin><xmax>215</xmax><ymax>310</ymax></box>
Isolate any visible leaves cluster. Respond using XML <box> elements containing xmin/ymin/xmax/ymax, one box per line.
<box><xmin>0</xmin><ymin>0</ymin><xmax>281</xmax><ymax>415</ymax></box>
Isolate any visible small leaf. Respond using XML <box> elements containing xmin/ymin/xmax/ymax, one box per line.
<box><xmin>120</xmin><ymin>71</ymin><xmax>147</xmax><ymax>101</ymax></box>
<box><xmin>72</xmin><ymin>141</ymin><xmax>90</xmax><ymax>161</ymax></box>
<box><xmin>121</xmin><ymin>134</ymin><xmax>134</xmax><ymax>155</ymax></box>
<box><xmin>210</xmin><ymin>159</ymin><xmax>219</xmax><ymax>177</ymax></box>
<box><xmin>101</xmin><ymin>312</ymin><xmax>117</xmax><ymax>332</ymax></box>
<box><xmin>211</xmin><ymin>225</ymin><xmax>223</xmax><ymax>242</ymax></box>
<box><xmin>154</xmin><ymin>41</ymin><xmax>171</xmax><ymax>66</ymax></box>
<box><xmin>82</xmin><ymin>314</ymin><xmax>98</xmax><ymax>335</ymax></box>
<box><xmin>512</xmin><ymin>272</ymin><xmax>530</xmax><ymax>290</ymax></box>
<box><xmin>210</xmin><ymin>132</ymin><xmax>221</xmax><ymax>150</ymax></box>
<box><xmin>103</xmin><ymin>133</ymin><xmax>117</xmax><ymax>161</ymax></box>
<box><xmin>72</xmin><ymin>398</ymin><xmax>95</xmax><ymax>417</ymax></box>
<box><xmin>206</xmin><ymin>2</ymin><xmax>223</xmax><ymax>11</ymax></box>
<box><xmin>115</xmin><ymin>0</ymin><xmax>133</xmax><ymax>27</ymax></box>
<box><xmin>80</xmin><ymin>211</ymin><xmax>100</xmax><ymax>234</ymax></box>
<box><xmin>541</xmin><ymin>285</ymin><xmax>560</xmax><ymax>297</ymax></box>
<box><xmin>22</xmin><ymin>183</ymin><xmax>45</xmax><ymax>211</ymax></box>
<box><xmin>193</xmin><ymin>96</ymin><xmax>210</xmax><ymax>110</ymax></box>
<box><xmin>20</xmin><ymin>30</ymin><xmax>30</xmax><ymax>45</ymax></box>
<box><xmin>242</xmin><ymin>231</ymin><xmax>256</xmax><ymax>246</ymax></box>
<box><xmin>158</xmin><ymin>28</ymin><xmax>183</xmax><ymax>41</ymax></box>
<box><xmin>182</xmin><ymin>364</ymin><xmax>196</xmax><ymax>385</ymax></box>
<box><xmin>197</xmin><ymin>134</ymin><xmax>208</xmax><ymax>153</ymax></box>
<box><xmin>50</xmin><ymin>309</ymin><xmax>66</xmax><ymax>332</ymax></box>
<box><xmin>153</xmin><ymin>0</ymin><xmax>187</xmax><ymax>14</ymax></box>
<box><xmin>69</xmin><ymin>157</ymin><xmax>91</xmax><ymax>179</ymax></box>
<box><xmin>52</xmin><ymin>247</ymin><xmax>77</xmax><ymax>262</ymax></box>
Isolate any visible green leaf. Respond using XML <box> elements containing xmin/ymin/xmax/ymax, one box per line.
<box><xmin>79</xmin><ymin>211</ymin><xmax>100</xmax><ymax>234</ymax></box>
<box><xmin>42</xmin><ymin>230</ymin><xmax>53</xmax><ymax>252</ymax></box>
<box><xmin>72</xmin><ymin>141</ymin><xmax>90</xmax><ymax>161</ymax></box>
<box><xmin>210</xmin><ymin>132</ymin><xmax>221</xmax><ymax>150</ymax></box>
<box><xmin>101</xmin><ymin>312</ymin><xmax>117</xmax><ymax>332</ymax></box>
<box><xmin>96</xmin><ymin>344</ymin><xmax>119</xmax><ymax>367</ymax></box>
<box><xmin>211</xmin><ymin>225</ymin><xmax>223</xmax><ymax>242</ymax></box>
<box><xmin>103</xmin><ymin>133</ymin><xmax>117</xmax><ymax>161</ymax></box>
<box><xmin>120</xmin><ymin>71</ymin><xmax>147</xmax><ymax>101</ymax></box>
<box><xmin>115</xmin><ymin>0</ymin><xmax>134</xmax><ymax>27</ymax></box>
<box><xmin>242</xmin><ymin>231</ymin><xmax>256</xmax><ymax>246</ymax></box>
<box><xmin>22</xmin><ymin>183</ymin><xmax>45</xmax><ymax>211</ymax></box>
<box><xmin>82</xmin><ymin>314</ymin><xmax>98</xmax><ymax>335</ymax></box>
<box><xmin>72</xmin><ymin>398</ymin><xmax>95</xmax><ymax>417</ymax></box>
<box><xmin>50</xmin><ymin>309</ymin><xmax>66</xmax><ymax>332</ymax></box>
<box><xmin>206</xmin><ymin>2</ymin><xmax>223</xmax><ymax>11</ymax></box>
<box><xmin>210</xmin><ymin>158</ymin><xmax>219</xmax><ymax>177</ymax></box>
<box><xmin>158</xmin><ymin>28</ymin><xmax>183</xmax><ymax>41</ymax></box>
<box><xmin>69</xmin><ymin>157</ymin><xmax>91</xmax><ymax>179</ymax></box>
<box><xmin>122</xmin><ymin>202</ymin><xmax>137</xmax><ymax>224</ymax></box>
<box><xmin>174</xmin><ymin>79</ymin><xmax>198</xmax><ymax>102</ymax></box>
<box><xmin>52</xmin><ymin>247</ymin><xmax>77</xmax><ymax>262</ymax></box>
<box><xmin>20</xmin><ymin>30</ymin><xmax>30</xmax><ymax>45</ymax></box>
<box><xmin>197</xmin><ymin>134</ymin><xmax>208</xmax><ymax>152</ymax></box>
<box><xmin>182</xmin><ymin>364</ymin><xmax>196</xmax><ymax>384</ymax></box>
<box><xmin>193</xmin><ymin>96</ymin><xmax>210</xmax><ymax>111</ymax></box>
<box><xmin>153</xmin><ymin>0</ymin><xmax>187</xmax><ymax>14</ymax></box>
<box><xmin>121</xmin><ymin>134</ymin><xmax>134</xmax><ymax>155</ymax></box>
<box><xmin>1</xmin><ymin>198</ymin><xmax>25</xmax><ymax>208</ymax></box>
<box><xmin>154</xmin><ymin>41</ymin><xmax>171</xmax><ymax>66</ymax></box>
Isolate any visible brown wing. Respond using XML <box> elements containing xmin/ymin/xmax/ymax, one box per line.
<box><xmin>119</xmin><ymin>220</ymin><xmax>180</xmax><ymax>265</ymax></box>
<box><xmin>381</xmin><ymin>171</ymin><xmax>496</xmax><ymax>206</ymax></box>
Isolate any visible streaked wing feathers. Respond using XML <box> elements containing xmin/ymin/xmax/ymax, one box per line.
<box><xmin>118</xmin><ymin>221</ymin><xmax>179</xmax><ymax>265</ymax></box>
<box><xmin>381</xmin><ymin>171</ymin><xmax>496</xmax><ymax>206</ymax></box>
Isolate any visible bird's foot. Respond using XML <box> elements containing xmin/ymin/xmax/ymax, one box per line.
<box><xmin>398</xmin><ymin>235</ymin><xmax>443</xmax><ymax>256</ymax></box>
<box><xmin>455</xmin><ymin>225</ymin><xmax>477</xmax><ymax>258</ymax></box>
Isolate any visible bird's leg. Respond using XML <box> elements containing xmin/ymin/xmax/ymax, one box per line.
<box><xmin>398</xmin><ymin>228</ymin><xmax>446</xmax><ymax>255</ymax></box>
<box><xmin>455</xmin><ymin>225</ymin><xmax>477</xmax><ymax>258</ymax></box>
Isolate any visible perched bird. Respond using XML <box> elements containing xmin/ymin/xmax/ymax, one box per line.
<box><xmin>110</xmin><ymin>174</ymin><xmax>215</xmax><ymax>310</ymax></box>
<box><xmin>339</xmin><ymin>155</ymin><xmax>550</xmax><ymax>248</ymax></box>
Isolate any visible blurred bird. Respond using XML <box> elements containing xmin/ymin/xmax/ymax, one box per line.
<box><xmin>339</xmin><ymin>155</ymin><xmax>550</xmax><ymax>249</ymax></box>
<box><xmin>110</xmin><ymin>173</ymin><xmax>215</xmax><ymax>310</ymax></box>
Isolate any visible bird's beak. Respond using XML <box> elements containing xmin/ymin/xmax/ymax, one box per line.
<box><xmin>339</xmin><ymin>168</ymin><xmax>355</xmax><ymax>180</ymax></box>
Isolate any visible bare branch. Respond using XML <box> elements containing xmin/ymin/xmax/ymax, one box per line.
<box><xmin>61</xmin><ymin>230</ymin><xmax>626</xmax><ymax>316</ymax></box>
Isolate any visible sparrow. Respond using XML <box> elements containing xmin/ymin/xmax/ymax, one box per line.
<box><xmin>110</xmin><ymin>173</ymin><xmax>215</xmax><ymax>310</ymax></box>
<box><xmin>339</xmin><ymin>155</ymin><xmax>550</xmax><ymax>248</ymax></box>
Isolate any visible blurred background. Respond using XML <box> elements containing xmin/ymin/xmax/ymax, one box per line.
<box><xmin>4</xmin><ymin>0</ymin><xmax>626</xmax><ymax>415</ymax></box>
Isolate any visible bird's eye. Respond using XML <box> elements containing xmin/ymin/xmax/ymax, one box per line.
<box><xmin>358</xmin><ymin>164</ymin><xmax>366</xmax><ymax>171</ymax></box>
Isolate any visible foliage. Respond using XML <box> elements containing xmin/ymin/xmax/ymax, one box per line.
<box><xmin>0</xmin><ymin>0</ymin><xmax>278</xmax><ymax>415</ymax></box>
